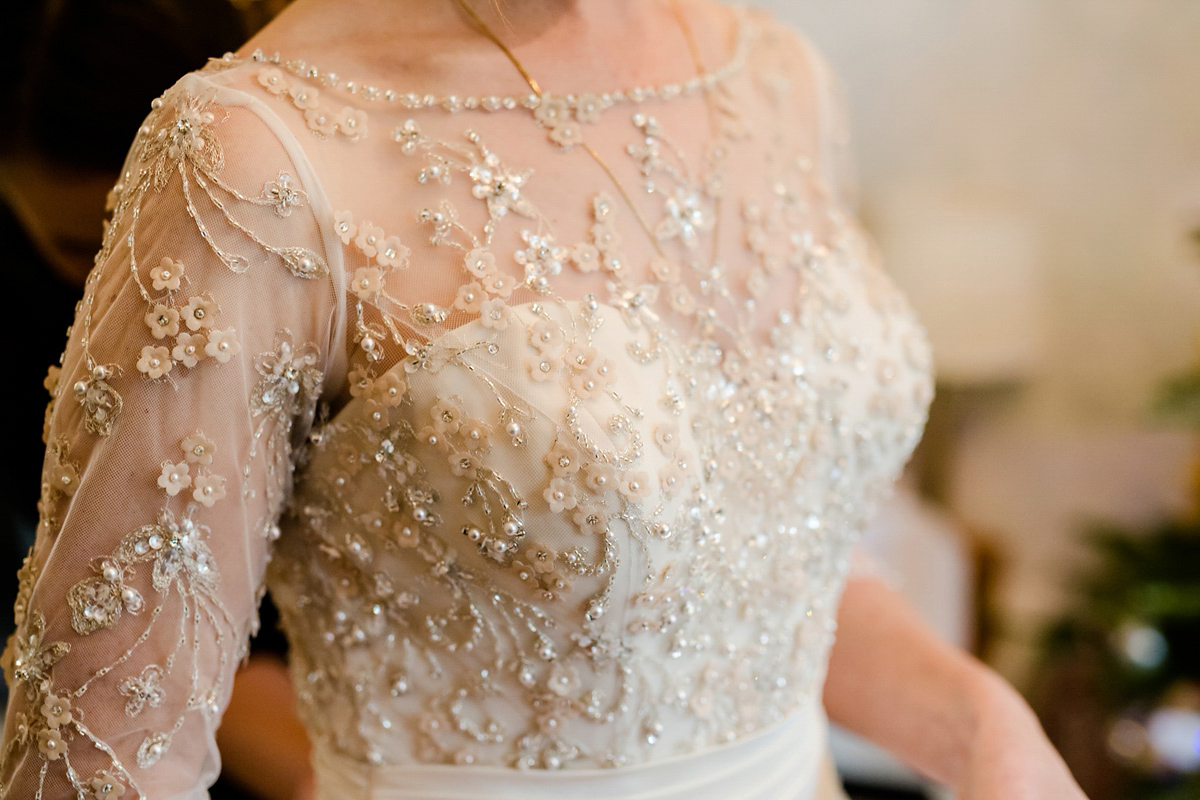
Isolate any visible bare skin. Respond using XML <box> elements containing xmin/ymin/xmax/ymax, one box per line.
<box><xmin>241</xmin><ymin>0</ymin><xmax>739</xmax><ymax>98</ymax></box>
<box><xmin>826</xmin><ymin>577</ymin><xmax>1088</xmax><ymax>799</ymax></box>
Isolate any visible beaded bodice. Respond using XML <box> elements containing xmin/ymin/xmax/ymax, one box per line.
<box><xmin>1</xmin><ymin>4</ymin><xmax>931</xmax><ymax>797</ymax></box>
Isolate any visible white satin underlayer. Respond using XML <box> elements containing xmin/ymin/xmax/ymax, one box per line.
<box><xmin>312</xmin><ymin>701</ymin><xmax>848</xmax><ymax>800</ymax></box>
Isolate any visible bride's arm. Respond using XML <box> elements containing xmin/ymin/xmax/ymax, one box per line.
<box><xmin>823</xmin><ymin>574</ymin><xmax>1088</xmax><ymax>799</ymax></box>
<box><xmin>0</xmin><ymin>72</ymin><xmax>342</xmax><ymax>799</ymax></box>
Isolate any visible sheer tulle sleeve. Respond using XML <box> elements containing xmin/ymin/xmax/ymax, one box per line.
<box><xmin>0</xmin><ymin>72</ymin><xmax>344</xmax><ymax>799</ymax></box>
<box><xmin>795</xmin><ymin>33</ymin><xmax>861</xmax><ymax>215</ymax></box>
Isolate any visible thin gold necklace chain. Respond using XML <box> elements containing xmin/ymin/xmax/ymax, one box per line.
<box><xmin>451</xmin><ymin>0</ymin><xmax>723</xmax><ymax>265</ymax></box>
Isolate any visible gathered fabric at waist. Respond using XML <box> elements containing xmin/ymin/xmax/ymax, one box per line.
<box><xmin>313</xmin><ymin>701</ymin><xmax>827</xmax><ymax>800</ymax></box>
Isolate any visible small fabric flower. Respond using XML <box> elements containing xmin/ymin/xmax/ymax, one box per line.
<box><xmin>256</xmin><ymin>67</ymin><xmax>288</xmax><ymax>95</ymax></box>
<box><xmin>88</xmin><ymin>770</ymin><xmax>126</xmax><ymax>800</ymax></box>
<box><xmin>459</xmin><ymin>419</ymin><xmax>491</xmax><ymax>450</ymax></box>
<box><xmin>393</xmin><ymin>521</ymin><xmax>420</xmax><ymax>548</ymax></box>
<box><xmin>543</xmin><ymin>478</ymin><xmax>578</xmax><ymax>513</ymax></box>
<box><xmin>304</xmin><ymin>106</ymin><xmax>338</xmax><ymax>136</ymax></box>
<box><xmin>44</xmin><ymin>365</ymin><xmax>60</xmax><ymax>393</ymax></box>
<box><xmin>654</xmin><ymin>423</ymin><xmax>681</xmax><ymax>456</ymax></box>
<box><xmin>668</xmin><ymin>285</ymin><xmax>695</xmax><ymax>315</ymax></box>
<box><xmin>137</xmin><ymin>346</ymin><xmax>173</xmax><ymax>380</ymax></box>
<box><xmin>376</xmin><ymin>236</ymin><xmax>408</xmax><ymax>268</ymax></box>
<box><xmin>192</xmin><ymin>473</ymin><xmax>226</xmax><ymax>507</ymax></box>
<box><xmin>363</xmin><ymin>399</ymin><xmax>389</xmax><ymax>431</ymax></box>
<box><xmin>570</xmin><ymin>369</ymin><xmax>606</xmax><ymax>399</ymax></box>
<box><xmin>575</xmin><ymin>94</ymin><xmax>603</xmax><ymax>124</ymax></box>
<box><xmin>171</xmin><ymin>332</ymin><xmax>207</xmax><ymax>368</ymax></box>
<box><xmin>543</xmin><ymin>571</ymin><xmax>572</xmax><ymax>598</ymax></box>
<box><xmin>545</xmin><ymin>440</ymin><xmax>582</xmax><ymax>477</ymax></box>
<box><xmin>529</xmin><ymin>543</ymin><xmax>557</xmax><ymax>574</ymax></box>
<box><xmin>204</xmin><ymin>328</ymin><xmax>241</xmax><ymax>363</ymax></box>
<box><xmin>352</xmin><ymin>266</ymin><xmax>385</xmax><ymax>301</ymax></box>
<box><xmin>449</xmin><ymin>452</ymin><xmax>482</xmax><ymax>479</ymax></box>
<box><xmin>528</xmin><ymin>319</ymin><xmax>565</xmax><ymax>354</ymax></box>
<box><xmin>347</xmin><ymin>367</ymin><xmax>373</xmax><ymax>397</ymax></box>
<box><xmin>571</xmin><ymin>243</ymin><xmax>601</xmax><ymax>273</ymax></box>
<box><xmin>452</xmin><ymin>281</ymin><xmax>486</xmax><ymax>313</ymax></box>
<box><xmin>619</xmin><ymin>471</ymin><xmax>653</xmax><ymax>501</ymax></box>
<box><xmin>534</xmin><ymin>98</ymin><xmax>571</xmax><ymax>128</ymax></box>
<box><xmin>37</xmin><ymin>727</ymin><xmax>66</xmax><ymax>761</ymax></box>
<box><xmin>157</xmin><ymin>461</ymin><xmax>191</xmax><ymax>496</ymax></box>
<box><xmin>547</xmin><ymin>662</ymin><xmax>580</xmax><ymax>696</ymax></box>
<box><xmin>182</xmin><ymin>431</ymin><xmax>216</xmax><ymax>465</ymax></box>
<box><xmin>41</xmin><ymin>694</ymin><xmax>72</xmax><ymax>729</ymax></box>
<box><xmin>512</xmin><ymin>560</ymin><xmax>541</xmax><ymax>590</ymax></box>
<box><xmin>478</xmin><ymin>298</ymin><xmax>509</xmax><ymax>330</ymax></box>
<box><xmin>548</xmin><ymin>122</ymin><xmax>583</xmax><ymax>149</ymax></box>
<box><xmin>328</xmin><ymin>469</ymin><xmax>352</xmax><ymax>496</ymax></box>
<box><xmin>650</xmin><ymin>257</ymin><xmax>680</xmax><ymax>283</ymax></box>
<box><xmin>288</xmin><ymin>83</ymin><xmax>321</xmax><ymax>110</ymax></box>
<box><xmin>572</xmin><ymin>503</ymin><xmax>608</xmax><ymax>536</ymax></box>
<box><xmin>481</xmin><ymin>272</ymin><xmax>515</xmax><ymax>299</ymax></box>
<box><xmin>593</xmin><ymin>193</ymin><xmax>614</xmax><ymax>219</ymax></box>
<box><xmin>565</xmin><ymin>344</ymin><xmax>600</xmax><ymax>371</ymax></box>
<box><xmin>151</xmin><ymin>257</ymin><xmax>185</xmax><ymax>292</ymax></box>
<box><xmin>582</xmin><ymin>462</ymin><xmax>615</xmax><ymax>492</ymax></box>
<box><xmin>430</xmin><ymin>398</ymin><xmax>464</xmax><ymax>434</ymax></box>
<box><xmin>181</xmin><ymin>295</ymin><xmax>216</xmax><ymax>331</ymax></box>
<box><xmin>49</xmin><ymin>461</ymin><xmax>79</xmax><ymax>497</ymax></box>
<box><xmin>659</xmin><ymin>462</ymin><xmax>685</xmax><ymax>496</ymax></box>
<box><xmin>371</xmin><ymin>373</ymin><xmax>406</xmax><ymax>407</ymax></box>
<box><xmin>464</xmin><ymin>248</ymin><xmax>496</xmax><ymax>278</ymax></box>
<box><xmin>337</xmin><ymin>443</ymin><xmax>363</xmax><ymax>474</ymax></box>
<box><xmin>528</xmin><ymin>354</ymin><xmax>560</xmax><ymax>383</ymax></box>
<box><xmin>144</xmin><ymin>304</ymin><xmax>180</xmax><ymax>339</ymax></box>
<box><xmin>354</xmin><ymin>223</ymin><xmax>386</xmax><ymax>258</ymax></box>
<box><xmin>336</xmin><ymin>106</ymin><xmax>368</xmax><ymax>140</ymax></box>
<box><xmin>334</xmin><ymin>210</ymin><xmax>357</xmax><ymax>244</ymax></box>
<box><xmin>591</xmin><ymin>222</ymin><xmax>620</xmax><ymax>252</ymax></box>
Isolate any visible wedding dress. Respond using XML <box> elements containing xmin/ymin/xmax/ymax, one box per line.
<box><xmin>0</xmin><ymin>3</ymin><xmax>933</xmax><ymax>798</ymax></box>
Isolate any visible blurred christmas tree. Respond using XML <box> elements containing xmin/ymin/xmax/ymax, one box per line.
<box><xmin>1034</xmin><ymin>246</ymin><xmax>1200</xmax><ymax>800</ymax></box>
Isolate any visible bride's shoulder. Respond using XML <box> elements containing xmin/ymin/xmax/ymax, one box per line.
<box><xmin>738</xmin><ymin>4</ymin><xmax>830</xmax><ymax>74</ymax></box>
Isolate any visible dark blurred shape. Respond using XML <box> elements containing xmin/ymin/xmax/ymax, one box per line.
<box><xmin>1</xmin><ymin>3</ymin><xmax>292</xmax><ymax>797</ymax></box>
<box><xmin>4</xmin><ymin>0</ymin><xmax>249</xmax><ymax>171</ymax></box>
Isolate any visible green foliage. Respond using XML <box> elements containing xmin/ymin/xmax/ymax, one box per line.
<box><xmin>1038</xmin><ymin>519</ymin><xmax>1200</xmax><ymax>798</ymax></box>
<box><xmin>1154</xmin><ymin>368</ymin><xmax>1200</xmax><ymax>425</ymax></box>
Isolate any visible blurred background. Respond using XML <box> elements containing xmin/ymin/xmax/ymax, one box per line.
<box><xmin>765</xmin><ymin>1</ymin><xmax>1200</xmax><ymax>798</ymax></box>
<box><xmin>3</xmin><ymin>1</ymin><xmax>1198</xmax><ymax>799</ymax></box>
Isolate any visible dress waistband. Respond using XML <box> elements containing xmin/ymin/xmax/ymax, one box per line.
<box><xmin>313</xmin><ymin>702</ymin><xmax>826</xmax><ymax>800</ymax></box>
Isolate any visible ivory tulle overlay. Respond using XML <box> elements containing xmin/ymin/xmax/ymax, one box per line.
<box><xmin>0</xmin><ymin>3</ymin><xmax>931</xmax><ymax>798</ymax></box>
<box><xmin>312</xmin><ymin>702</ymin><xmax>838</xmax><ymax>800</ymax></box>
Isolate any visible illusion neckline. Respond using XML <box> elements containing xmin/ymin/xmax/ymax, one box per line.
<box><xmin>247</xmin><ymin>4</ymin><xmax>756</xmax><ymax>116</ymax></box>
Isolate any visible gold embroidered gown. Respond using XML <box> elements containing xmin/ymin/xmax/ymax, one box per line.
<box><xmin>0</xmin><ymin>4</ymin><xmax>933</xmax><ymax>798</ymax></box>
